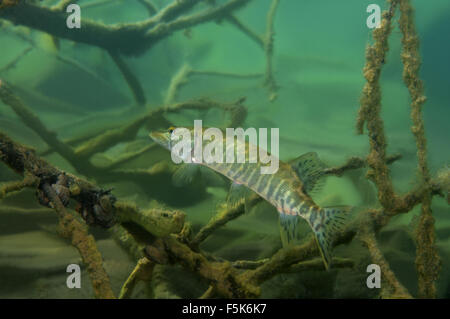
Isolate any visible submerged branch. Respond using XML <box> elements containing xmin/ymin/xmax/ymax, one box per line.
<box><xmin>108</xmin><ymin>51</ymin><xmax>146</xmax><ymax>106</ymax></box>
<box><xmin>398</xmin><ymin>0</ymin><xmax>440</xmax><ymax>298</ymax></box>
<box><xmin>0</xmin><ymin>0</ymin><xmax>252</xmax><ymax>56</ymax></box>
<box><xmin>190</xmin><ymin>195</ymin><xmax>260</xmax><ymax>248</ymax></box>
<box><xmin>323</xmin><ymin>153</ymin><xmax>402</xmax><ymax>177</ymax></box>
<box><xmin>43</xmin><ymin>182</ymin><xmax>115</xmax><ymax>298</ymax></box>
<box><xmin>287</xmin><ymin>257</ymin><xmax>354</xmax><ymax>273</ymax></box>
<box><xmin>164</xmin><ymin>63</ymin><xmax>262</xmax><ymax>106</ymax></box>
<box><xmin>119</xmin><ymin>257</ymin><xmax>154</xmax><ymax>299</ymax></box>
<box><xmin>358</xmin><ymin>217</ymin><xmax>412</xmax><ymax>298</ymax></box>
<box><xmin>0</xmin><ymin>46</ymin><xmax>33</xmax><ymax>74</ymax></box>
<box><xmin>225</xmin><ymin>15</ymin><xmax>264</xmax><ymax>48</ymax></box>
<box><xmin>356</xmin><ymin>0</ymin><xmax>400</xmax><ymax>213</ymax></box>
<box><xmin>115</xmin><ymin>201</ymin><xmax>185</xmax><ymax>238</ymax></box>
<box><xmin>0</xmin><ymin>80</ymin><xmax>88</xmax><ymax>173</ymax></box>
<box><xmin>144</xmin><ymin>235</ymin><xmax>260</xmax><ymax>298</ymax></box>
<box><xmin>0</xmin><ymin>172</ymin><xmax>39</xmax><ymax>199</ymax></box>
<box><xmin>263</xmin><ymin>0</ymin><xmax>280</xmax><ymax>102</ymax></box>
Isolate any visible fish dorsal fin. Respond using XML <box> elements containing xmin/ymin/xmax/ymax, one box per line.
<box><xmin>289</xmin><ymin>152</ymin><xmax>326</xmax><ymax>195</ymax></box>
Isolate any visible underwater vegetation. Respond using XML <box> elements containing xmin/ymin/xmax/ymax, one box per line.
<box><xmin>0</xmin><ymin>0</ymin><xmax>449</xmax><ymax>299</ymax></box>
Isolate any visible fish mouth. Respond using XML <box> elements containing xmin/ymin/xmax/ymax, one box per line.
<box><xmin>149</xmin><ymin>131</ymin><xmax>165</xmax><ymax>141</ymax></box>
<box><xmin>149</xmin><ymin>131</ymin><xmax>170</xmax><ymax>149</ymax></box>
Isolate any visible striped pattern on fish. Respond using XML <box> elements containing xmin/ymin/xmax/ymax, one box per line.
<box><xmin>150</xmin><ymin>128</ymin><xmax>351</xmax><ymax>269</ymax></box>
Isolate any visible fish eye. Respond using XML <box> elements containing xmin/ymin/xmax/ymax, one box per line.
<box><xmin>168</xmin><ymin>126</ymin><xmax>175</xmax><ymax>134</ymax></box>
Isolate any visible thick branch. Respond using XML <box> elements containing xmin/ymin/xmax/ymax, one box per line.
<box><xmin>145</xmin><ymin>236</ymin><xmax>260</xmax><ymax>298</ymax></box>
<box><xmin>397</xmin><ymin>0</ymin><xmax>440</xmax><ymax>298</ymax></box>
<box><xmin>43</xmin><ymin>182</ymin><xmax>115</xmax><ymax>299</ymax></box>
<box><xmin>0</xmin><ymin>0</ymin><xmax>252</xmax><ymax>56</ymax></box>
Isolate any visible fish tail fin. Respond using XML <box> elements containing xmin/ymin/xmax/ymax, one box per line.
<box><xmin>308</xmin><ymin>206</ymin><xmax>352</xmax><ymax>270</ymax></box>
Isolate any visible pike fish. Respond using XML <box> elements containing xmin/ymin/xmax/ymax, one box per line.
<box><xmin>150</xmin><ymin>127</ymin><xmax>351</xmax><ymax>269</ymax></box>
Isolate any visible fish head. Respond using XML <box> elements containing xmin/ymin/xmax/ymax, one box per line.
<box><xmin>150</xmin><ymin>126</ymin><xmax>197</xmax><ymax>150</ymax></box>
<box><xmin>149</xmin><ymin>127</ymin><xmax>175</xmax><ymax>150</ymax></box>
<box><xmin>150</xmin><ymin>126</ymin><xmax>221</xmax><ymax>156</ymax></box>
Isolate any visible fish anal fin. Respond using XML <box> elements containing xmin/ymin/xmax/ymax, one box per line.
<box><xmin>278</xmin><ymin>212</ymin><xmax>301</xmax><ymax>247</ymax></box>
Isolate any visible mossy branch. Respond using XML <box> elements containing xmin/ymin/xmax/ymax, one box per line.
<box><xmin>115</xmin><ymin>201</ymin><xmax>185</xmax><ymax>238</ymax></box>
<box><xmin>74</xmin><ymin>115</ymin><xmax>150</xmax><ymax>159</ymax></box>
<box><xmin>357</xmin><ymin>215</ymin><xmax>412</xmax><ymax>299</ymax></box>
<box><xmin>323</xmin><ymin>153</ymin><xmax>402</xmax><ymax>177</ymax></box>
<box><xmin>397</xmin><ymin>0</ymin><xmax>440</xmax><ymax>298</ymax></box>
<box><xmin>287</xmin><ymin>257</ymin><xmax>354</xmax><ymax>273</ymax></box>
<box><xmin>190</xmin><ymin>195</ymin><xmax>259</xmax><ymax>248</ymax></box>
<box><xmin>0</xmin><ymin>131</ymin><xmax>117</xmax><ymax>227</ymax></box>
<box><xmin>44</xmin><ymin>183</ymin><xmax>116</xmax><ymax>299</ymax></box>
<box><xmin>0</xmin><ymin>0</ymin><xmax>18</xmax><ymax>10</ymax></box>
<box><xmin>144</xmin><ymin>235</ymin><xmax>260</xmax><ymax>298</ymax></box>
<box><xmin>119</xmin><ymin>257</ymin><xmax>154</xmax><ymax>299</ymax></box>
<box><xmin>356</xmin><ymin>0</ymin><xmax>399</xmax><ymax>213</ymax></box>
<box><xmin>0</xmin><ymin>172</ymin><xmax>39</xmax><ymax>199</ymax></box>
<box><xmin>356</xmin><ymin>0</ymin><xmax>441</xmax><ymax>298</ymax></box>
<box><xmin>263</xmin><ymin>0</ymin><xmax>280</xmax><ymax>102</ymax></box>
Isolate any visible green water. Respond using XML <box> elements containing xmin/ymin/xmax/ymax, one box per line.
<box><xmin>0</xmin><ymin>0</ymin><xmax>448</xmax><ymax>298</ymax></box>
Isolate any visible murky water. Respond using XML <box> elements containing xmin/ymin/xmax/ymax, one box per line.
<box><xmin>0</xmin><ymin>0</ymin><xmax>448</xmax><ymax>299</ymax></box>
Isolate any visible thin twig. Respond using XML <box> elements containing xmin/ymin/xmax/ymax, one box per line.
<box><xmin>108</xmin><ymin>51</ymin><xmax>146</xmax><ymax>106</ymax></box>
<box><xmin>263</xmin><ymin>0</ymin><xmax>280</xmax><ymax>102</ymax></box>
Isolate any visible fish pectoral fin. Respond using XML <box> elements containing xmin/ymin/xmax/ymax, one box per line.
<box><xmin>172</xmin><ymin>164</ymin><xmax>201</xmax><ymax>187</ymax></box>
<box><xmin>289</xmin><ymin>152</ymin><xmax>327</xmax><ymax>195</ymax></box>
<box><xmin>172</xmin><ymin>164</ymin><xmax>229</xmax><ymax>187</ymax></box>
<box><xmin>227</xmin><ymin>182</ymin><xmax>254</xmax><ymax>210</ymax></box>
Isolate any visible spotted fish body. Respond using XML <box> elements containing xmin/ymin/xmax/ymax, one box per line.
<box><xmin>150</xmin><ymin>129</ymin><xmax>350</xmax><ymax>269</ymax></box>
<box><xmin>212</xmin><ymin>159</ymin><xmax>314</xmax><ymax>219</ymax></box>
